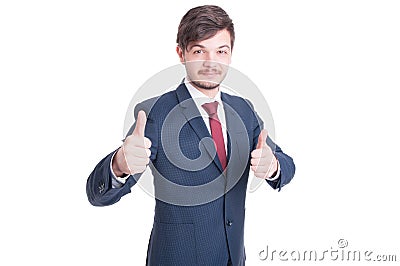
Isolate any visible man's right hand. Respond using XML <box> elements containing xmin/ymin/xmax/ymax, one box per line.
<box><xmin>112</xmin><ymin>110</ymin><xmax>152</xmax><ymax>177</ymax></box>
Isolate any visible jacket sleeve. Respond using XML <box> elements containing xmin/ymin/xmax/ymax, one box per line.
<box><xmin>248</xmin><ymin>99</ymin><xmax>296</xmax><ymax>191</ymax></box>
<box><xmin>86</xmin><ymin>150</ymin><xmax>141</xmax><ymax>206</ymax></box>
<box><xmin>86</xmin><ymin>102</ymin><xmax>158</xmax><ymax>206</ymax></box>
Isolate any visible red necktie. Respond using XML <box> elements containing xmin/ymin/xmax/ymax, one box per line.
<box><xmin>202</xmin><ymin>101</ymin><xmax>227</xmax><ymax>170</ymax></box>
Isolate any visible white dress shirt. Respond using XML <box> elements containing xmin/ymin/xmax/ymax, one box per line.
<box><xmin>185</xmin><ymin>81</ymin><xmax>228</xmax><ymax>152</ymax></box>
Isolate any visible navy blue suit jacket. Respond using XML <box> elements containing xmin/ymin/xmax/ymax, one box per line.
<box><xmin>86</xmin><ymin>83</ymin><xmax>295</xmax><ymax>265</ymax></box>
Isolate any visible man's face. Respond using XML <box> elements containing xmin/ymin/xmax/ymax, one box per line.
<box><xmin>177</xmin><ymin>29</ymin><xmax>232</xmax><ymax>90</ymax></box>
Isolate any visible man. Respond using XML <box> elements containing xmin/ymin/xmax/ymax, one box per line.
<box><xmin>87</xmin><ymin>5</ymin><xmax>295</xmax><ymax>266</ymax></box>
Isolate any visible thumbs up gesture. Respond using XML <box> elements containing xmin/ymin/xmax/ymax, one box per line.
<box><xmin>112</xmin><ymin>110</ymin><xmax>152</xmax><ymax>176</ymax></box>
<box><xmin>250</xmin><ymin>129</ymin><xmax>278</xmax><ymax>179</ymax></box>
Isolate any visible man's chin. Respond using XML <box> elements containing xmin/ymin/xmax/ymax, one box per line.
<box><xmin>191</xmin><ymin>80</ymin><xmax>220</xmax><ymax>90</ymax></box>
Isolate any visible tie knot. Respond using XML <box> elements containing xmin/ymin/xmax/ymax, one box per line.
<box><xmin>201</xmin><ymin>101</ymin><xmax>219</xmax><ymax>116</ymax></box>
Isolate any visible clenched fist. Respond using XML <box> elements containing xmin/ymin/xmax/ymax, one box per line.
<box><xmin>250</xmin><ymin>129</ymin><xmax>278</xmax><ymax>179</ymax></box>
<box><xmin>112</xmin><ymin>110</ymin><xmax>152</xmax><ymax>177</ymax></box>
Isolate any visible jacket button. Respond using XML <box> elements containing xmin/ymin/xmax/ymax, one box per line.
<box><xmin>226</xmin><ymin>220</ymin><xmax>233</xmax><ymax>226</ymax></box>
<box><xmin>98</xmin><ymin>181</ymin><xmax>105</xmax><ymax>194</ymax></box>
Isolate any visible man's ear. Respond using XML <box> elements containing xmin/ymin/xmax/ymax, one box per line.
<box><xmin>176</xmin><ymin>45</ymin><xmax>185</xmax><ymax>64</ymax></box>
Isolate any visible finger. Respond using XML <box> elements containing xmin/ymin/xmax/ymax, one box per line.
<box><xmin>251</xmin><ymin>157</ymin><xmax>270</xmax><ymax>167</ymax></box>
<box><xmin>132</xmin><ymin>110</ymin><xmax>147</xmax><ymax>137</ymax></box>
<box><xmin>254</xmin><ymin>171</ymin><xmax>268</xmax><ymax>179</ymax></box>
<box><xmin>256</xmin><ymin>129</ymin><xmax>268</xmax><ymax>149</ymax></box>
<box><xmin>251</xmin><ymin>165</ymin><xmax>271</xmax><ymax>173</ymax></box>
<box><xmin>127</xmin><ymin>156</ymin><xmax>150</xmax><ymax>165</ymax></box>
<box><xmin>251</xmin><ymin>164</ymin><xmax>259</xmax><ymax>172</ymax></box>
<box><xmin>129</xmin><ymin>137</ymin><xmax>152</xmax><ymax>149</ymax></box>
<box><xmin>145</xmin><ymin>148</ymin><xmax>151</xmax><ymax>157</ymax></box>
<box><xmin>251</xmin><ymin>148</ymin><xmax>268</xmax><ymax>158</ymax></box>
<box><xmin>143</xmin><ymin>137</ymin><xmax>152</xmax><ymax>149</ymax></box>
<box><xmin>126</xmin><ymin>146</ymin><xmax>151</xmax><ymax>158</ymax></box>
<box><xmin>131</xmin><ymin>165</ymin><xmax>147</xmax><ymax>174</ymax></box>
<box><xmin>251</xmin><ymin>164</ymin><xmax>265</xmax><ymax>175</ymax></box>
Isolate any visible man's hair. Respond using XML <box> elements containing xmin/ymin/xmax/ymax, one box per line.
<box><xmin>177</xmin><ymin>5</ymin><xmax>235</xmax><ymax>52</ymax></box>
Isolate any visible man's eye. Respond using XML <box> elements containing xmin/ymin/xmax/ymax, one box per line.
<box><xmin>218</xmin><ymin>50</ymin><xmax>228</xmax><ymax>54</ymax></box>
<box><xmin>193</xmin><ymin>50</ymin><xmax>205</xmax><ymax>54</ymax></box>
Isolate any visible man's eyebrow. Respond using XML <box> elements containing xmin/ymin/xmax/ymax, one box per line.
<box><xmin>188</xmin><ymin>44</ymin><xmax>231</xmax><ymax>50</ymax></box>
<box><xmin>188</xmin><ymin>44</ymin><xmax>206</xmax><ymax>50</ymax></box>
<box><xmin>217</xmin><ymin>45</ymin><xmax>231</xmax><ymax>50</ymax></box>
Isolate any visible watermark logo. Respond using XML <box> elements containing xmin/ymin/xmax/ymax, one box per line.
<box><xmin>337</xmin><ymin>238</ymin><xmax>348</xmax><ymax>249</ymax></box>
<box><xmin>258</xmin><ymin>239</ymin><xmax>397</xmax><ymax>262</ymax></box>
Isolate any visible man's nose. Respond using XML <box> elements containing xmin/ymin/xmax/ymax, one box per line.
<box><xmin>203</xmin><ymin>53</ymin><xmax>217</xmax><ymax>68</ymax></box>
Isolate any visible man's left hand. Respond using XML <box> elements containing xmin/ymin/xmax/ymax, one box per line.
<box><xmin>250</xmin><ymin>129</ymin><xmax>278</xmax><ymax>179</ymax></box>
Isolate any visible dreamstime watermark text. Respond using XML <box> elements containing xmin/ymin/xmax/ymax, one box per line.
<box><xmin>258</xmin><ymin>239</ymin><xmax>397</xmax><ymax>262</ymax></box>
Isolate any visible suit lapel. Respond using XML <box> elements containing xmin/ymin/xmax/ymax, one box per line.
<box><xmin>221</xmin><ymin>92</ymin><xmax>250</xmax><ymax>190</ymax></box>
<box><xmin>175</xmin><ymin>84</ymin><xmax>224</xmax><ymax>172</ymax></box>
<box><xmin>175</xmin><ymin>84</ymin><xmax>250</xmax><ymax>177</ymax></box>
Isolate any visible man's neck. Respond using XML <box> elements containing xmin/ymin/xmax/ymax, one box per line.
<box><xmin>189</xmin><ymin>81</ymin><xmax>219</xmax><ymax>98</ymax></box>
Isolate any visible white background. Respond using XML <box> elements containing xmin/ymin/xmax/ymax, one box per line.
<box><xmin>1</xmin><ymin>0</ymin><xmax>399</xmax><ymax>265</ymax></box>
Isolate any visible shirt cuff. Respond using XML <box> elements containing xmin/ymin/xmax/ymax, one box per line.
<box><xmin>110</xmin><ymin>150</ymin><xmax>130</xmax><ymax>188</ymax></box>
<box><xmin>267</xmin><ymin>159</ymin><xmax>281</xmax><ymax>181</ymax></box>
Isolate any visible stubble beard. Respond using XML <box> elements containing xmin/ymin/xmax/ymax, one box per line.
<box><xmin>190</xmin><ymin>80</ymin><xmax>220</xmax><ymax>90</ymax></box>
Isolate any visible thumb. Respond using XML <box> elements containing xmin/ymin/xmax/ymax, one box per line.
<box><xmin>132</xmin><ymin>110</ymin><xmax>147</xmax><ymax>136</ymax></box>
<box><xmin>256</xmin><ymin>129</ymin><xmax>268</xmax><ymax>149</ymax></box>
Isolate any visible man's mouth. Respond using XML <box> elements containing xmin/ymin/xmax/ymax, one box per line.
<box><xmin>198</xmin><ymin>70</ymin><xmax>221</xmax><ymax>76</ymax></box>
